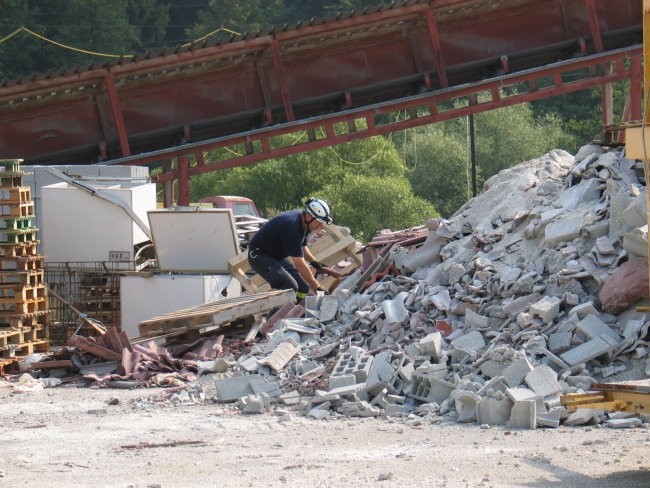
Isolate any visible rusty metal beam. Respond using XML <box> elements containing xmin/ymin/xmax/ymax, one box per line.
<box><xmin>109</xmin><ymin>45</ymin><xmax>639</xmax><ymax>184</ymax></box>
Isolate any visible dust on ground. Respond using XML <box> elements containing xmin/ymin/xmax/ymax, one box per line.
<box><xmin>1</xmin><ymin>378</ymin><xmax>649</xmax><ymax>488</ymax></box>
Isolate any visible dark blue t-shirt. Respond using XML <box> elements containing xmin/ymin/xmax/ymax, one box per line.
<box><xmin>249</xmin><ymin>210</ymin><xmax>307</xmax><ymax>260</ymax></box>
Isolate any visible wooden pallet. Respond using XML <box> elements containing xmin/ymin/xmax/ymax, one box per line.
<box><xmin>0</xmin><ymin>326</ymin><xmax>47</xmax><ymax>347</ymax></box>
<box><xmin>0</xmin><ymin>254</ymin><xmax>44</xmax><ymax>269</ymax></box>
<box><xmin>135</xmin><ymin>288</ymin><xmax>296</xmax><ymax>340</ymax></box>
<box><xmin>0</xmin><ymin>202</ymin><xmax>34</xmax><ymax>218</ymax></box>
<box><xmin>0</xmin><ymin>270</ymin><xmax>44</xmax><ymax>286</ymax></box>
<box><xmin>0</xmin><ymin>186</ymin><xmax>31</xmax><ymax>203</ymax></box>
<box><xmin>0</xmin><ymin>216</ymin><xmax>34</xmax><ymax>230</ymax></box>
<box><xmin>0</xmin><ymin>339</ymin><xmax>49</xmax><ymax>359</ymax></box>
<box><xmin>227</xmin><ymin>225</ymin><xmax>362</xmax><ymax>293</ymax></box>
<box><xmin>0</xmin><ymin>228</ymin><xmax>38</xmax><ymax>244</ymax></box>
<box><xmin>0</xmin><ymin>297</ymin><xmax>48</xmax><ymax>314</ymax></box>
<box><xmin>0</xmin><ymin>310</ymin><xmax>49</xmax><ymax>328</ymax></box>
<box><xmin>0</xmin><ymin>357</ymin><xmax>19</xmax><ymax>375</ymax></box>
<box><xmin>0</xmin><ymin>284</ymin><xmax>46</xmax><ymax>301</ymax></box>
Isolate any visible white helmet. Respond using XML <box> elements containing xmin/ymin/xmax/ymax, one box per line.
<box><xmin>305</xmin><ymin>197</ymin><xmax>332</xmax><ymax>224</ymax></box>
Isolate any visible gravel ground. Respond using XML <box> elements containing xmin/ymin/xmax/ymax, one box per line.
<box><xmin>1</xmin><ymin>378</ymin><xmax>649</xmax><ymax>488</ymax></box>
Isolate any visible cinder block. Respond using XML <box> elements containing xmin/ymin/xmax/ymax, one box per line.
<box><xmin>419</xmin><ymin>332</ymin><xmax>443</xmax><ymax>361</ymax></box>
<box><xmin>332</xmin><ymin>351</ymin><xmax>374</xmax><ymax>382</ymax></box>
<box><xmin>563</xmin><ymin>408</ymin><xmax>601</xmax><ymax>426</ymax></box>
<box><xmin>507</xmin><ymin>400</ymin><xmax>537</xmax><ymax>429</ymax></box>
<box><xmin>503</xmin><ymin>356</ymin><xmax>534</xmax><ymax>387</ymax></box>
<box><xmin>576</xmin><ymin>314</ymin><xmax>621</xmax><ymax>343</ymax></box>
<box><xmin>560</xmin><ymin>337</ymin><xmax>613</xmax><ymax>366</ymax></box>
<box><xmin>525</xmin><ymin>365</ymin><xmax>562</xmax><ymax>398</ymax></box>
<box><xmin>530</xmin><ymin>295</ymin><xmax>562</xmax><ymax>323</ymax></box>
<box><xmin>328</xmin><ymin>373</ymin><xmax>356</xmax><ymax>390</ymax></box>
<box><xmin>548</xmin><ymin>332</ymin><xmax>573</xmax><ymax>353</ymax></box>
<box><xmin>409</xmin><ymin>372</ymin><xmax>454</xmax><ymax>403</ymax></box>
<box><xmin>477</xmin><ymin>395</ymin><xmax>513</xmax><ymax>425</ymax></box>
<box><xmin>537</xmin><ymin>406</ymin><xmax>562</xmax><ymax>428</ymax></box>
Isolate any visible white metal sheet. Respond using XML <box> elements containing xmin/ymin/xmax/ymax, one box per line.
<box><xmin>148</xmin><ymin>207</ymin><xmax>240</xmax><ymax>272</ymax></box>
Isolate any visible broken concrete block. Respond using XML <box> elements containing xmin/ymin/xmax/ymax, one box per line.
<box><xmin>332</xmin><ymin>351</ymin><xmax>374</xmax><ymax>383</ymax></box>
<box><xmin>502</xmin><ymin>356</ymin><xmax>534</xmax><ymax>387</ymax></box>
<box><xmin>410</xmin><ymin>372</ymin><xmax>454</xmax><ymax>404</ymax></box>
<box><xmin>215</xmin><ymin>375</ymin><xmax>255</xmax><ymax>402</ymax></box>
<box><xmin>560</xmin><ymin>336</ymin><xmax>614</xmax><ymax>367</ymax></box>
<box><xmin>452</xmin><ymin>390</ymin><xmax>481</xmax><ymax>423</ymax></box>
<box><xmin>563</xmin><ymin>408</ymin><xmax>601</xmax><ymax>426</ymax></box>
<box><xmin>570</xmin><ymin>301</ymin><xmax>599</xmax><ymax>319</ymax></box>
<box><xmin>419</xmin><ymin>332</ymin><xmax>442</xmax><ymax>361</ymax></box>
<box><xmin>328</xmin><ymin>373</ymin><xmax>357</xmax><ymax>390</ymax></box>
<box><xmin>366</xmin><ymin>351</ymin><xmax>396</xmax><ymax>394</ymax></box>
<box><xmin>606</xmin><ymin>417</ymin><xmax>643</xmax><ymax>429</ymax></box>
<box><xmin>506</xmin><ymin>386</ymin><xmax>538</xmax><ymax>403</ymax></box>
<box><xmin>464</xmin><ymin>308</ymin><xmax>490</xmax><ymax>330</ymax></box>
<box><xmin>336</xmin><ymin>400</ymin><xmax>380</xmax><ymax>417</ymax></box>
<box><xmin>238</xmin><ymin>393</ymin><xmax>271</xmax><ymax>414</ymax></box>
<box><xmin>278</xmin><ymin>390</ymin><xmax>300</xmax><ymax>406</ymax></box>
<box><xmin>576</xmin><ymin>314</ymin><xmax>621</xmax><ymax>343</ymax></box>
<box><xmin>477</xmin><ymin>395</ymin><xmax>513</xmax><ymax>426</ymax></box>
<box><xmin>451</xmin><ymin>330</ymin><xmax>485</xmax><ymax>353</ymax></box>
<box><xmin>548</xmin><ymin>332</ymin><xmax>573</xmax><ymax>354</ymax></box>
<box><xmin>530</xmin><ymin>295</ymin><xmax>561</xmax><ymax>323</ymax></box>
<box><xmin>382</xmin><ymin>292</ymin><xmax>410</xmax><ymax>324</ymax></box>
<box><xmin>502</xmin><ymin>293</ymin><xmax>542</xmax><ymax>318</ymax></box>
<box><xmin>507</xmin><ymin>400</ymin><xmax>537</xmax><ymax>429</ymax></box>
<box><xmin>525</xmin><ymin>365</ymin><xmax>562</xmax><ymax>398</ymax></box>
<box><xmin>537</xmin><ymin>406</ymin><xmax>562</xmax><ymax>428</ymax></box>
<box><xmin>544</xmin><ymin>210</ymin><xmax>587</xmax><ymax>246</ymax></box>
<box><xmin>257</xmin><ymin>338</ymin><xmax>300</xmax><ymax>372</ymax></box>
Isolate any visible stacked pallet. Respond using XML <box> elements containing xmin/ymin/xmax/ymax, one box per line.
<box><xmin>0</xmin><ymin>159</ymin><xmax>48</xmax><ymax>371</ymax></box>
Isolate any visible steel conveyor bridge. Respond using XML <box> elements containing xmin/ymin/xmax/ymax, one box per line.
<box><xmin>0</xmin><ymin>0</ymin><xmax>642</xmax><ymax>204</ymax></box>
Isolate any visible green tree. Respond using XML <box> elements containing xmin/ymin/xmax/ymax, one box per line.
<box><xmin>403</xmin><ymin>103</ymin><xmax>570</xmax><ymax>217</ymax></box>
<box><xmin>190</xmin><ymin>133</ymin><xmax>428</xmax><ymax>240</ymax></box>
<box><xmin>320</xmin><ymin>174</ymin><xmax>438</xmax><ymax>242</ymax></box>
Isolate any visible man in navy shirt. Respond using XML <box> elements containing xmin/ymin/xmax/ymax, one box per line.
<box><xmin>248</xmin><ymin>198</ymin><xmax>332</xmax><ymax>299</ymax></box>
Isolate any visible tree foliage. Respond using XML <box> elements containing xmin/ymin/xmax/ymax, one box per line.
<box><xmin>190</xmin><ymin>134</ymin><xmax>429</xmax><ymax>241</ymax></box>
<box><xmin>319</xmin><ymin>175</ymin><xmax>438</xmax><ymax>242</ymax></box>
<box><xmin>403</xmin><ymin>103</ymin><xmax>570</xmax><ymax>217</ymax></box>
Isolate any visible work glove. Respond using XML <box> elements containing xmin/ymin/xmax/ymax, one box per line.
<box><xmin>310</xmin><ymin>260</ymin><xmax>325</xmax><ymax>271</ymax></box>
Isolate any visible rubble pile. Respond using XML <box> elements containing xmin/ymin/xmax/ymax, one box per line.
<box><xmin>214</xmin><ymin>144</ymin><xmax>650</xmax><ymax>426</ymax></box>
<box><xmin>9</xmin><ymin>144</ymin><xmax>650</xmax><ymax>429</ymax></box>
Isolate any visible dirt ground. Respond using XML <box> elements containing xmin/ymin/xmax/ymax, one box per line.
<box><xmin>1</xmin><ymin>376</ymin><xmax>649</xmax><ymax>488</ymax></box>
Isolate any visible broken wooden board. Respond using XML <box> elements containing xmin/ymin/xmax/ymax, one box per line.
<box><xmin>228</xmin><ymin>225</ymin><xmax>361</xmax><ymax>293</ymax></box>
<box><xmin>134</xmin><ymin>289</ymin><xmax>296</xmax><ymax>341</ymax></box>
<box><xmin>560</xmin><ymin>382</ymin><xmax>650</xmax><ymax>415</ymax></box>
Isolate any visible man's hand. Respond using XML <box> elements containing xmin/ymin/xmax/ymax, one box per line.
<box><xmin>310</xmin><ymin>260</ymin><xmax>325</xmax><ymax>272</ymax></box>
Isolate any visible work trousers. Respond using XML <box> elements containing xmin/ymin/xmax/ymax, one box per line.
<box><xmin>248</xmin><ymin>251</ymin><xmax>309</xmax><ymax>295</ymax></box>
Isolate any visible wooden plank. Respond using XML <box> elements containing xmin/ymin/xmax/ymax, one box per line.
<box><xmin>137</xmin><ymin>289</ymin><xmax>296</xmax><ymax>336</ymax></box>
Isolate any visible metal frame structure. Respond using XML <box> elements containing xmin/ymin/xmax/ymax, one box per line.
<box><xmin>0</xmin><ymin>0</ymin><xmax>643</xmax><ymax>205</ymax></box>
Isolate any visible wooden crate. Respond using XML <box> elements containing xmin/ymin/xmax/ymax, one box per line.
<box><xmin>227</xmin><ymin>225</ymin><xmax>361</xmax><ymax>293</ymax></box>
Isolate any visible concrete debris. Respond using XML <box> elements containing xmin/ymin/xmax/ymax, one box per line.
<box><xmin>15</xmin><ymin>144</ymin><xmax>650</xmax><ymax>429</ymax></box>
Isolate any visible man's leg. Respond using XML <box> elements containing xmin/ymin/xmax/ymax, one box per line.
<box><xmin>248</xmin><ymin>253</ymin><xmax>299</xmax><ymax>291</ymax></box>
<box><xmin>279</xmin><ymin>258</ymin><xmax>310</xmax><ymax>298</ymax></box>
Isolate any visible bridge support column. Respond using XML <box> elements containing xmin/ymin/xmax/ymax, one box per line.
<box><xmin>177</xmin><ymin>156</ymin><xmax>190</xmax><ymax>206</ymax></box>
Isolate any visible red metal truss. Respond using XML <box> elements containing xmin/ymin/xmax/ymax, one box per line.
<box><xmin>111</xmin><ymin>45</ymin><xmax>642</xmax><ymax>179</ymax></box>
<box><xmin>0</xmin><ymin>0</ymin><xmax>642</xmax><ymax>205</ymax></box>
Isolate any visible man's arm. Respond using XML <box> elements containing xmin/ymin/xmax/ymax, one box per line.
<box><xmin>303</xmin><ymin>245</ymin><xmax>318</xmax><ymax>264</ymax></box>
<box><xmin>291</xmin><ymin>253</ymin><xmax>321</xmax><ymax>291</ymax></box>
